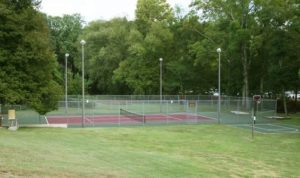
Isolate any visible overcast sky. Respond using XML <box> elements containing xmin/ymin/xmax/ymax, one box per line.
<box><xmin>40</xmin><ymin>0</ymin><xmax>192</xmax><ymax>22</ymax></box>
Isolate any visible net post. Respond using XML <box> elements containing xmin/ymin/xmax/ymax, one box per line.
<box><xmin>166</xmin><ymin>100</ymin><xmax>169</xmax><ymax>124</ymax></box>
<box><xmin>196</xmin><ymin>100</ymin><xmax>198</xmax><ymax>123</ymax></box>
<box><xmin>142</xmin><ymin>101</ymin><xmax>145</xmax><ymax>125</ymax></box>
<box><xmin>118</xmin><ymin>106</ymin><xmax>121</xmax><ymax>126</ymax></box>
<box><xmin>143</xmin><ymin>115</ymin><xmax>146</xmax><ymax>124</ymax></box>
<box><xmin>252</xmin><ymin>116</ymin><xmax>254</xmax><ymax>139</ymax></box>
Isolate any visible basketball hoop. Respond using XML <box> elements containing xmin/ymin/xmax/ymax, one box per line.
<box><xmin>253</xmin><ymin>95</ymin><xmax>261</xmax><ymax>104</ymax></box>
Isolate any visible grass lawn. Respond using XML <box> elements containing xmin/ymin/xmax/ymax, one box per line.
<box><xmin>0</xmin><ymin>117</ymin><xmax>299</xmax><ymax>177</ymax></box>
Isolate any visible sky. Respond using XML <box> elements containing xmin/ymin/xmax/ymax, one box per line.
<box><xmin>40</xmin><ymin>0</ymin><xmax>192</xmax><ymax>22</ymax></box>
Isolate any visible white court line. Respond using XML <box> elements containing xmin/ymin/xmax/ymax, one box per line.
<box><xmin>172</xmin><ymin>113</ymin><xmax>218</xmax><ymax>121</ymax></box>
<box><xmin>234</xmin><ymin>124</ymin><xmax>299</xmax><ymax>133</ymax></box>
<box><xmin>85</xmin><ymin>117</ymin><xmax>95</xmax><ymax>126</ymax></box>
<box><xmin>144</xmin><ymin>113</ymin><xmax>183</xmax><ymax>121</ymax></box>
<box><xmin>276</xmin><ymin>124</ymin><xmax>300</xmax><ymax>129</ymax></box>
<box><xmin>194</xmin><ymin>113</ymin><xmax>217</xmax><ymax>120</ymax></box>
<box><xmin>252</xmin><ymin>125</ymin><xmax>296</xmax><ymax>131</ymax></box>
<box><xmin>162</xmin><ymin>113</ymin><xmax>185</xmax><ymax>121</ymax></box>
<box><xmin>197</xmin><ymin>114</ymin><xmax>217</xmax><ymax>121</ymax></box>
<box><xmin>255</xmin><ymin>124</ymin><xmax>298</xmax><ymax>131</ymax></box>
<box><xmin>267</xmin><ymin>123</ymin><xmax>299</xmax><ymax>130</ymax></box>
<box><xmin>167</xmin><ymin>115</ymin><xmax>183</xmax><ymax>121</ymax></box>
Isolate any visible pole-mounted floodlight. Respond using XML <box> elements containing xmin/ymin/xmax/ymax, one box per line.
<box><xmin>217</xmin><ymin>48</ymin><xmax>221</xmax><ymax>124</ymax></box>
<box><xmin>80</xmin><ymin>40</ymin><xmax>86</xmax><ymax>128</ymax></box>
<box><xmin>159</xmin><ymin>58</ymin><xmax>163</xmax><ymax>113</ymax></box>
<box><xmin>65</xmin><ymin>53</ymin><xmax>69</xmax><ymax>114</ymax></box>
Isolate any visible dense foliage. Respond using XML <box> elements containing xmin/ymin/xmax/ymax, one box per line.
<box><xmin>0</xmin><ymin>0</ymin><xmax>62</xmax><ymax>114</ymax></box>
<box><xmin>63</xmin><ymin>0</ymin><xmax>299</xmax><ymax>98</ymax></box>
<box><xmin>0</xmin><ymin>0</ymin><xmax>299</xmax><ymax>113</ymax></box>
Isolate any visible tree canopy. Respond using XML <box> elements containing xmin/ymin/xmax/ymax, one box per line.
<box><xmin>0</xmin><ymin>0</ymin><xmax>62</xmax><ymax>114</ymax></box>
<box><xmin>50</xmin><ymin>0</ymin><xmax>299</xmax><ymax>99</ymax></box>
<box><xmin>1</xmin><ymin>0</ymin><xmax>299</xmax><ymax>114</ymax></box>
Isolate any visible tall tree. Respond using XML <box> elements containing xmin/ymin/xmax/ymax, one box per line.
<box><xmin>167</xmin><ymin>10</ymin><xmax>220</xmax><ymax>94</ymax></box>
<box><xmin>256</xmin><ymin>0</ymin><xmax>300</xmax><ymax>114</ymax></box>
<box><xmin>113</xmin><ymin>0</ymin><xmax>175</xmax><ymax>94</ymax></box>
<box><xmin>47</xmin><ymin>14</ymin><xmax>84</xmax><ymax>94</ymax></box>
<box><xmin>193</xmin><ymin>0</ymin><xmax>260</xmax><ymax>107</ymax></box>
<box><xmin>80</xmin><ymin>18</ymin><xmax>132</xmax><ymax>94</ymax></box>
<box><xmin>0</xmin><ymin>0</ymin><xmax>62</xmax><ymax>113</ymax></box>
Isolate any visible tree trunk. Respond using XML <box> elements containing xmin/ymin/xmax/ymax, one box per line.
<box><xmin>242</xmin><ymin>45</ymin><xmax>249</xmax><ymax>110</ymax></box>
<box><xmin>260</xmin><ymin>77</ymin><xmax>264</xmax><ymax>95</ymax></box>
<box><xmin>282</xmin><ymin>89</ymin><xmax>288</xmax><ymax>116</ymax></box>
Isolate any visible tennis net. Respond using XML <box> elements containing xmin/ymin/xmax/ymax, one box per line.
<box><xmin>120</xmin><ymin>109</ymin><xmax>145</xmax><ymax>123</ymax></box>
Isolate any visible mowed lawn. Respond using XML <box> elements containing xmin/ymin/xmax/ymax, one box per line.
<box><xmin>0</xmin><ymin>118</ymin><xmax>300</xmax><ymax>177</ymax></box>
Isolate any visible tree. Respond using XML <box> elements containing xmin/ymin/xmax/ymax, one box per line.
<box><xmin>167</xmin><ymin>10</ymin><xmax>219</xmax><ymax>94</ymax></box>
<box><xmin>112</xmin><ymin>0</ymin><xmax>175</xmax><ymax>94</ymax></box>
<box><xmin>257</xmin><ymin>0</ymin><xmax>300</xmax><ymax>114</ymax></box>
<box><xmin>0</xmin><ymin>0</ymin><xmax>62</xmax><ymax>113</ymax></box>
<box><xmin>47</xmin><ymin>14</ymin><xmax>84</xmax><ymax>95</ymax></box>
<box><xmin>29</xmin><ymin>81</ymin><xmax>62</xmax><ymax>115</ymax></box>
<box><xmin>35</xmin><ymin>0</ymin><xmax>299</xmax><ymax>103</ymax></box>
<box><xmin>113</xmin><ymin>22</ymin><xmax>174</xmax><ymax>94</ymax></box>
<box><xmin>135</xmin><ymin>0</ymin><xmax>173</xmax><ymax>35</ymax></box>
<box><xmin>193</xmin><ymin>0</ymin><xmax>272</xmax><ymax>107</ymax></box>
<box><xmin>47</xmin><ymin>14</ymin><xmax>83</xmax><ymax>66</ymax></box>
<box><xmin>79</xmin><ymin>18</ymin><xmax>132</xmax><ymax>94</ymax></box>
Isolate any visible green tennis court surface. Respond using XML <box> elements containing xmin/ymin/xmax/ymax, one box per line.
<box><xmin>233</xmin><ymin>123</ymin><xmax>300</xmax><ymax>133</ymax></box>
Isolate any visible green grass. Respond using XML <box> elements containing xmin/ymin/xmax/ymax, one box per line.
<box><xmin>0</xmin><ymin>118</ymin><xmax>300</xmax><ymax>177</ymax></box>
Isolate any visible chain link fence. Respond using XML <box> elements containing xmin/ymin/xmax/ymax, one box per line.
<box><xmin>1</xmin><ymin>95</ymin><xmax>277</xmax><ymax>127</ymax></box>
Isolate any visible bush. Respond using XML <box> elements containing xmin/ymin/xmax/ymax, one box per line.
<box><xmin>277</xmin><ymin>99</ymin><xmax>300</xmax><ymax>113</ymax></box>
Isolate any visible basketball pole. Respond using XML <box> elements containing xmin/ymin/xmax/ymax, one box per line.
<box><xmin>217</xmin><ymin>48</ymin><xmax>221</xmax><ymax>124</ymax></box>
<box><xmin>252</xmin><ymin>95</ymin><xmax>261</xmax><ymax>139</ymax></box>
<box><xmin>252</xmin><ymin>101</ymin><xmax>255</xmax><ymax>139</ymax></box>
<box><xmin>159</xmin><ymin>57</ymin><xmax>163</xmax><ymax>113</ymax></box>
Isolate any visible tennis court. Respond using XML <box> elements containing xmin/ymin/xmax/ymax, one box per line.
<box><xmin>1</xmin><ymin>95</ymin><xmax>279</xmax><ymax>128</ymax></box>
<box><xmin>47</xmin><ymin>110</ymin><xmax>216</xmax><ymax>127</ymax></box>
<box><xmin>233</xmin><ymin>123</ymin><xmax>300</xmax><ymax>133</ymax></box>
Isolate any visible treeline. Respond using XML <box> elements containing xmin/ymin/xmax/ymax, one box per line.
<box><xmin>0</xmin><ymin>0</ymin><xmax>299</xmax><ymax>114</ymax></box>
<box><xmin>48</xmin><ymin>0</ymin><xmax>300</xmax><ymax>98</ymax></box>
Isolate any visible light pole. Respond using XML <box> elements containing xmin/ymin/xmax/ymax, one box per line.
<box><xmin>159</xmin><ymin>57</ymin><xmax>163</xmax><ymax>112</ymax></box>
<box><xmin>80</xmin><ymin>40</ymin><xmax>86</xmax><ymax>128</ymax></box>
<box><xmin>217</xmin><ymin>48</ymin><xmax>221</xmax><ymax>124</ymax></box>
<box><xmin>65</xmin><ymin>53</ymin><xmax>69</xmax><ymax>114</ymax></box>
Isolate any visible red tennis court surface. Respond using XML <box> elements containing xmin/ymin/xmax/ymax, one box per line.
<box><xmin>47</xmin><ymin>114</ymin><xmax>215</xmax><ymax>126</ymax></box>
